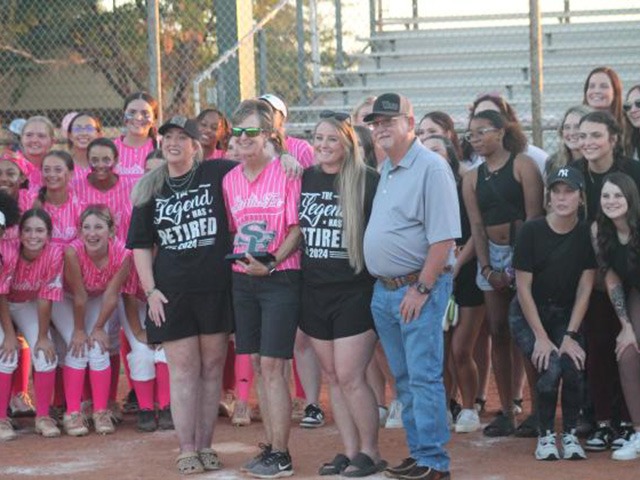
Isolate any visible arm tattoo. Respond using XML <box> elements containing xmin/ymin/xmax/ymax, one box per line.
<box><xmin>610</xmin><ymin>284</ymin><xmax>629</xmax><ymax>322</ymax></box>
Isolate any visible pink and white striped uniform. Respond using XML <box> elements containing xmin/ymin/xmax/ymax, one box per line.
<box><xmin>205</xmin><ymin>149</ymin><xmax>227</xmax><ymax>161</ymax></box>
<box><xmin>8</xmin><ymin>243</ymin><xmax>64</xmax><ymax>303</ymax></box>
<box><xmin>0</xmin><ymin>239</ymin><xmax>20</xmax><ymax>294</ymax></box>
<box><xmin>222</xmin><ymin>158</ymin><xmax>301</xmax><ymax>273</ymax></box>
<box><xmin>67</xmin><ymin>238</ymin><xmax>130</xmax><ymax>297</ymax></box>
<box><xmin>26</xmin><ymin>168</ymin><xmax>43</xmax><ymax>193</ymax></box>
<box><xmin>40</xmin><ymin>192</ymin><xmax>83</xmax><ymax>246</ymax></box>
<box><xmin>113</xmin><ymin>137</ymin><xmax>155</xmax><ymax>181</ymax></box>
<box><xmin>285</xmin><ymin>136</ymin><xmax>314</xmax><ymax>168</ymax></box>
<box><xmin>2</xmin><ymin>190</ymin><xmax>36</xmax><ymax>242</ymax></box>
<box><xmin>70</xmin><ymin>165</ymin><xmax>91</xmax><ymax>191</ymax></box>
<box><xmin>74</xmin><ymin>176</ymin><xmax>135</xmax><ymax>242</ymax></box>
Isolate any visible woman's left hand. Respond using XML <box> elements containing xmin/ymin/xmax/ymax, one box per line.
<box><xmin>237</xmin><ymin>253</ymin><xmax>270</xmax><ymax>276</ymax></box>
<box><xmin>90</xmin><ymin>326</ymin><xmax>110</xmax><ymax>355</ymax></box>
<box><xmin>616</xmin><ymin>323</ymin><xmax>640</xmax><ymax>361</ymax></box>
<box><xmin>559</xmin><ymin>336</ymin><xmax>586</xmax><ymax>370</ymax></box>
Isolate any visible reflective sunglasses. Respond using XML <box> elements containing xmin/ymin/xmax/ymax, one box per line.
<box><xmin>319</xmin><ymin>110</ymin><xmax>351</xmax><ymax>123</ymax></box>
<box><xmin>623</xmin><ymin>99</ymin><xmax>640</xmax><ymax>112</ymax></box>
<box><xmin>231</xmin><ymin>127</ymin><xmax>264</xmax><ymax>137</ymax></box>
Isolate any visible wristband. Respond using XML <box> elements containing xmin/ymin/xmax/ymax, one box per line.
<box><xmin>145</xmin><ymin>287</ymin><xmax>158</xmax><ymax>298</ymax></box>
<box><xmin>564</xmin><ymin>330</ymin><xmax>580</xmax><ymax>341</ymax></box>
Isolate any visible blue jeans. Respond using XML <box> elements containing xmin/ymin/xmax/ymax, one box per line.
<box><xmin>371</xmin><ymin>273</ymin><xmax>452</xmax><ymax>471</ymax></box>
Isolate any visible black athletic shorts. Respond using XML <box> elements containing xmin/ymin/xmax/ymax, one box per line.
<box><xmin>232</xmin><ymin>270</ymin><xmax>301</xmax><ymax>359</ymax></box>
<box><xmin>300</xmin><ymin>282</ymin><xmax>375</xmax><ymax>341</ymax></box>
<box><xmin>145</xmin><ymin>289</ymin><xmax>234</xmax><ymax>343</ymax></box>
<box><xmin>454</xmin><ymin>261</ymin><xmax>484</xmax><ymax>308</ymax></box>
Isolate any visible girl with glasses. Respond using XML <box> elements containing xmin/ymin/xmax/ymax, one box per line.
<box><xmin>623</xmin><ymin>84</ymin><xmax>640</xmax><ymax>161</ymax></box>
<box><xmin>66</xmin><ymin>112</ymin><xmax>103</xmax><ymax>188</ymax></box>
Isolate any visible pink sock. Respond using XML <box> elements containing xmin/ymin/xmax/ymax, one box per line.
<box><xmin>132</xmin><ymin>380</ymin><xmax>155</xmax><ymax>411</ymax></box>
<box><xmin>0</xmin><ymin>372</ymin><xmax>13</xmax><ymax>420</ymax></box>
<box><xmin>235</xmin><ymin>354</ymin><xmax>254</xmax><ymax>402</ymax></box>
<box><xmin>34</xmin><ymin>370</ymin><xmax>56</xmax><ymax>417</ymax></box>
<box><xmin>11</xmin><ymin>342</ymin><xmax>30</xmax><ymax>396</ymax></box>
<box><xmin>293</xmin><ymin>358</ymin><xmax>305</xmax><ymax>399</ymax></box>
<box><xmin>53</xmin><ymin>366</ymin><xmax>65</xmax><ymax>407</ymax></box>
<box><xmin>63</xmin><ymin>366</ymin><xmax>86</xmax><ymax>414</ymax></box>
<box><xmin>155</xmin><ymin>363</ymin><xmax>171</xmax><ymax>409</ymax></box>
<box><xmin>89</xmin><ymin>367</ymin><xmax>112</xmax><ymax>411</ymax></box>
<box><xmin>109</xmin><ymin>355</ymin><xmax>120</xmax><ymax>402</ymax></box>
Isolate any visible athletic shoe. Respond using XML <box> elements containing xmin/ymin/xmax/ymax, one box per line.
<box><xmin>9</xmin><ymin>392</ymin><xmax>35</xmax><ymax>417</ymax></box>
<box><xmin>241</xmin><ymin>443</ymin><xmax>272</xmax><ymax>472</ymax></box>
<box><xmin>455</xmin><ymin>408</ymin><xmax>481</xmax><ymax>433</ymax></box>
<box><xmin>300</xmin><ymin>403</ymin><xmax>325</xmax><ymax>428</ymax></box>
<box><xmin>612</xmin><ymin>422</ymin><xmax>635</xmax><ymax>450</ymax></box>
<box><xmin>122</xmin><ymin>389</ymin><xmax>139</xmax><ymax>414</ymax></box>
<box><xmin>107</xmin><ymin>400</ymin><xmax>123</xmax><ymax>424</ymax></box>
<box><xmin>232</xmin><ymin>401</ymin><xmax>251</xmax><ymax>427</ymax></box>
<box><xmin>474</xmin><ymin>397</ymin><xmax>487</xmax><ymax>414</ymax></box>
<box><xmin>219</xmin><ymin>391</ymin><xmax>235</xmax><ymax>418</ymax></box>
<box><xmin>398</xmin><ymin>465</ymin><xmax>451</xmax><ymax>479</ymax></box>
<box><xmin>35</xmin><ymin>416</ymin><xmax>61</xmax><ymax>438</ymax></box>
<box><xmin>385</xmin><ymin>399</ymin><xmax>403</xmax><ymax>429</ymax></box>
<box><xmin>0</xmin><ymin>418</ymin><xmax>17</xmax><ymax>441</ymax></box>
<box><xmin>612</xmin><ymin>432</ymin><xmax>640</xmax><ymax>461</ymax></box>
<box><xmin>535</xmin><ymin>431</ymin><xmax>560</xmax><ymax>461</ymax></box>
<box><xmin>385</xmin><ymin>457</ymin><xmax>416</xmax><ymax>477</ymax></box>
<box><xmin>158</xmin><ymin>407</ymin><xmax>174</xmax><ymax>430</ymax></box>
<box><xmin>562</xmin><ymin>431</ymin><xmax>587</xmax><ymax>460</ymax></box>
<box><xmin>585</xmin><ymin>422</ymin><xmax>615</xmax><ymax>451</ymax></box>
<box><xmin>63</xmin><ymin>412</ymin><xmax>89</xmax><ymax>437</ymax></box>
<box><xmin>93</xmin><ymin>410</ymin><xmax>115</xmax><ymax>435</ymax></box>
<box><xmin>379</xmin><ymin>406</ymin><xmax>389</xmax><ymax>427</ymax></box>
<box><xmin>512</xmin><ymin>398</ymin><xmax>524</xmax><ymax>415</ymax></box>
<box><xmin>136</xmin><ymin>409</ymin><xmax>157</xmax><ymax>432</ymax></box>
<box><xmin>246</xmin><ymin>449</ymin><xmax>293</xmax><ymax>478</ymax></box>
<box><xmin>449</xmin><ymin>399</ymin><xmax>462</xmax><ymax>421</ymax></box>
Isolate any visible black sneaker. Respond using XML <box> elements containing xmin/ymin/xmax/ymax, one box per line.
<box><xmin>585</xmin><ymin>423</ymin><xmax>615</xmax><ymax>451</ymax></box>
<box><xmin>300</xmin><ymin>403</ymin><xmax>325</xmax><ymax>428</ymax></box>
<box><xmin>122</xmin><ymin>389</ymin><xmax>139</xmax><ymax>414</ymax></box>
<box><xmin>157</xmin><ymin>407</ymin><xmax>174</xmax><ymax>430</ymax></box>
<box><xmin>247</xmin><ymin>449</ymin><xmax>293</xmax><ymax>478</ymax></box>
<box><xmin>400</xmin><ymin>465</ymin><xmax>451</xmax><ymax>480</ymax></box>
<box><xmin>612</xmin><ymin>422</ymin><xmax>635</xmax><ymax>450</ymax></box>
<box><xmin>385</xmin><ymin>457</ymin><xmax>417</xmax><ymax>477</ymax></box>
<box><xmin>449</xmin><ymin>399</ymin><xmax>462</xmax><ymax>422</ymax></box>
<box><xmin>241</xmin><ymin>443</ymin><xmax>272</xmax><ymax>472</ymax></box>
<box><xmin>136</xmin><ymin>409</ymin><xmax>157</xmax><ymax>432</ymax></box>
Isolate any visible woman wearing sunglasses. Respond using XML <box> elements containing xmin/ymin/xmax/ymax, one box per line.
<box><xmin>623</xmin><ymin>84</ymin><xmax>640</xmax><ymax>161</ymax></box>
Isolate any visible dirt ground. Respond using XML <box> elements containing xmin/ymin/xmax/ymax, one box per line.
<box><xmin>2</xmin><ymin>378</ymin><xmax>640</xmax><ymax>480</ymax></box>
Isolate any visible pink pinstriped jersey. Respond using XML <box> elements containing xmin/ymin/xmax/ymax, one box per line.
<box><xmin>8</xmin><ymin>243</ymin><xmax>64</xmax><ymax>303</ymax></box>
<box><xmin>285</xmin><ymin>136</ymin><xmax>314</xmax><ymax>169</ymax></box>
<box><xmin>26</xmin><ymin>168</ymin><xmax>42</xmax><ymax>193</ymax></box>
<box><xmin>0</xmin><ymin>239</ymin><xmax>20</xmax><ymax>295</ymax></box>
<box><xmin>74</xmin><ymin>176</ymin><xmax>135</xmax><ymax>242</ymax></box>
<box><xmin>114</xmin><ymin>137</ymin><xmax>155</xmax><ymax>181</ymax></box>
<box><xmin>67</xmin><ymin>238</ymin><xmax>130</xmax><ymax>297</ymax></box>
<box><xmin>70</xmin><ymin>165</ymin><xmax>91</xmax><ymax>191</ymax></box>
<box><xmin>222</xmin><ymin>158</ymin><xmax>301</xmax><ymax>273</ymax></box>
<box><xmin>40</xmin><ymin>192</ymin><xmax>83</xmax><ymax>246</ymax></box>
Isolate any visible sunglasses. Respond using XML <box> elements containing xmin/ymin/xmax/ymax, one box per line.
<box><xmin>623</xmin><ymin>99</ymin><xmax>640</xmax><ymax>112</ymax></box>
<box><xmin>319</xmin><ymin>110</ymin><xmax>351</xmax><ymax>123</ymax></box>
<box><xmin>231</xmin><ymin>127</ymin><xmax>264</xmax><ymax>137</ymax></box>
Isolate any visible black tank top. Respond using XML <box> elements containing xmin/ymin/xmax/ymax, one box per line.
<box><xmin>476</xmin><ymin>153</ymin><xmax>525</xmax><ymax>226</ymax></box>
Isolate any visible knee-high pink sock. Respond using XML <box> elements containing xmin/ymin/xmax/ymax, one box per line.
<box><xmin>109</xmin><ymin>354</ymin><xmax>120</xmax><ymax>402</ymax></box>
<box><xmin>132</xmin><ymin>379</ymin><xmax>155</xmax><ymax>411</ymax></box>
<box><xmin>63</xmin><ymin>366</ymin><xmax>86</xmax><ymax>414</ymax></box>
<box><xmin>11</xmin><ymin>342</ymin><xmax>30</xmax><ymax>396</ymax></box>
<box><xmin>235</xmin><ymin>354</ymin><xmax>254</xmax><ymax>402</ymax></box>
<box><xmin>89</xmin><ymin>367</ymin><xmax>112</xmax><ymax>412</ymax></box>
<box><xmin>120</xmin><ymin>331</ymin><xmax>134</xmax><ymax>390</ymax></box>
<box><xmin>52</xmin><ymin>366</ymin><xmax>65</xmax><ymax>407</ymax></box>
<box><xmin>34</xmin><ymin>371</ymin><xmax>56</xmax><ymax>417</ymax></box>
<box><xmin>155</xmin><ymin>362</ymin><xmax>171</xmax><ymax>409</ymax></box>
<box><xmin>293</xmin><ymin>358</ymin><xmax>305</xmax><ymax>400</ymax></box>
<box><xmin>0</xmin><ymin>372</ymin><xmax>13</xmax><ymax>420</ymax></box>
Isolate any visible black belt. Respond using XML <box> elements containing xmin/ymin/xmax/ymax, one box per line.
<box><xmin>377</xmin><ymin>266</ymin><xmax>452</xmax><ymax>291</ymax></box>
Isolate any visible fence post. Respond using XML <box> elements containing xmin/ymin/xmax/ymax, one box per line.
<box><xmin>412</xmin><ymin>0</ymin><xmax>418</xmax><ymax>29</ymax></box>
<box><xmin>564</xmin><ymin>0</ymin><xmax>571</xmax><ymax>23</ymax></box>
<box><xmin>528</xmin><ymin>0</ymin><xmax>544</xmax><ymax>148</ymax></box>
<box><xmin>369</xmin><ymin>0</ymin><xmax>376</xmax><ymax>41</ymax></box>
<box><xmin>147</xmin><ymin>0</ymin><xmax>163</xmax><ymax>122</ymax></box>
<box><xmin>310</xmin><ymin>0</ymin><xmax>321</xmax><ymax>86</ymax></box>
<box><xmin>296</xmin><ymin>0</ymin><xmax>308</xmax><ymax>104</ymax></box>
<box><xmin>335</xmin><ymin>0</ymin><xmax>344</xmax><ymax>71</ymax></box>
<box><xmin>258</xmin><ymin>30</ymin><xmax>268</xmax><ymax>95</ymax></box>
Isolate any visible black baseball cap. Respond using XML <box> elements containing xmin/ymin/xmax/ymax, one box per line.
<box><xmin>159</xmin><ymin>115</ymin><xmax>200</xmax><ymax>140</ymax></box>
<box><xmin>547</xmin><ymin>166</ymin><xmax>585</xmax><ymax>191</ymax></box>
<box><xmin>363</xmin><ymin>93</ymin><xmax>413</xmax><ymax>123</ymax></box>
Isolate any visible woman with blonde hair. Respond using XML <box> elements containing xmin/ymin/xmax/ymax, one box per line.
<box><xmin>545</xmin><ymin>105</ymin><xmax>592</xmax><ymax>178</ymax></box>
<box><xmin>623</xmin><ymin>84</ymin><xmax>640</xmax><ymax>160</ymax></box>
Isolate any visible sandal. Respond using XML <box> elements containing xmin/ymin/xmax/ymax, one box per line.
<box><xmin>318</xmin><ymin>453</ymin><xmax>350</xmax><ymax>475</ymax></box>
<box><xmin>483</xmin><ymin>412</ymin><xmax>515</xmax><ymax>437</ymax></box>
<box><xmin>514</xmin><ymin>413</ymin><xmax>538</xmax><ymax>438</ymax></box>
<box><xmin>342</xmin><ymin>452</ymin><xmax>388</xmax><ymax>478</ymax></box>
<box><xmin>176</xmin><ymin>452</ymin><xmax>205</xmax><ymax>475</ymax></box>
<box><xmin>198</xmin><ymin>447</ymin><xmax>222</xmax><ymax>471</ymax></box>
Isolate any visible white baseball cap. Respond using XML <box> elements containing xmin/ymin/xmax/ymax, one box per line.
<box><xmin>259</xmin><ymin>94</ymin><xmax>288</xmax><ymax>119</ymax></box>
<box><xmin>8</xmin><ymin>118</ymin><xmax>26</xmax><ymax>136</ymax></box>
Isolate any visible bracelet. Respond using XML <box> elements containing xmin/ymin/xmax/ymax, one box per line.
<box><xmin>486</xmin><ymin>270</ymin><xmax>495</xmax><ymax>281</ymax></box>
<box><xmin>145</xmin><ymin>287</ymin><xmax>158</xmax><ymax>298</ymax></box>
<box><xmin>564</xmin><ymin>330</ymin><xmax>580</xmax><ymax>341</ymax></box>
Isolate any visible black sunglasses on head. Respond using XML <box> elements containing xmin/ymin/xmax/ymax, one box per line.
<box><xmin>319</xmin><ymin>110</ymin><xmax>351</xmax><ymax>123</ymax></box>
<box><xmin>623</xmin><ymin>99</ymin><xmax>640</xmax><ymax>112</ymax></box>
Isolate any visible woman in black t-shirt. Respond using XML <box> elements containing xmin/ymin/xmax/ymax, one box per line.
<box><xmin>299</xmin><ymin>112</ymin><xmax>386</xmax><ymax>476</ymax></box>
<box><xmin>127</xmin><ymin>116</ymin><xmax>235</xmax><ymax>475</ymax></box>
<box><xmin>510</xmin><ymin>166</ymin><xmax>596</xmax><ymax>461</ymax></box>
<box><xmin>595</xmin><ymin>172</ymin><xmax>640</xmax><ymax>460</ymax></box>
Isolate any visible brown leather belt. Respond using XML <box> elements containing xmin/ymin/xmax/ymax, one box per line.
<box><xmin>377</xmin><ymin>266</ymin><xmax>453</xmax><ymax>291</ymax></box>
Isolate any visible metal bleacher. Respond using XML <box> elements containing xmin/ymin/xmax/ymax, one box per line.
<box><xmin>286</xmin><ymin>9</ymin><xmax>640</xmax><ymax>150</ymax></box>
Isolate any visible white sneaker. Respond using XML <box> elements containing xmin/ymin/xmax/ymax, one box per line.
<box><xmin>384</xmin><ymin>399</ymin><xmax>403</xmax><ymax>429</ymax></box>
<box><xmin>455</xmin><ymin>409</ymin><xmax>481</xmax><ymax>433</ymax></box>
<box><xmin>562</xmin><ymin>431</ymin><xmax>587</xmax><ymax>460</ymax></box>
<box><xmin>0</xmin><ymin>418</ymin><xmax>17</xmax><ymax>441</ymax></box>
<box><xmin>535</xmin><ymin>431</ymin><xmax>560</xmax><ymax>461</ymax></box>
<box><xmin>612</xmin><ymin>432</ymin><xmax>640</xmax><ymax>461</ymax></box>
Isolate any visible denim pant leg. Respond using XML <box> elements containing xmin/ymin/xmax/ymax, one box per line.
<box><xmin>371</xmin><ymin>274</ymin><xmax>452</xmax><ymax>471</ymax></box>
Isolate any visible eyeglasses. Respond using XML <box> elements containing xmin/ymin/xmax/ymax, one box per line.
<box><xmin>463</xmin><ymin>127</ymin><xmax>499</xmax><ymax>142</ymax></box>
<box><xmin>124</xmin><ymin>110</ymin><xmax>153</xmax><ymax>123</ymax></box>
<box><xmin>319</xmin><ymin>110</ymin><xmax>351</xmax><ymax>123</ymax></box>
<box><xmin>368</xmin><ymin>115</ymin><xmax>406</xmax><ymax>130</ymax></box>
<box><xmin>623</xmin><ymin>99</ymin><xmax>640</xmax><ymax>112</ymax></box>
<box><xmin>231</xmin><ymin>127</ymin><xmax>264</xmax><ymax>137</ymax></box>
<box><xmin>71</xmin><ymin>125</ymin><xmax>98</xmax><ymax>134</ymax></box>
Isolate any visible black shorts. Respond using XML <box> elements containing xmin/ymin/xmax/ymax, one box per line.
<box><xmin>232</xmin><ymin>271</ymin><xmax>301</xmax><ymax>359</ymax></box>
<box><xmin>300</xmin><ymin>282</ymin><xmax>375</xmax><ymax>341</ymax></box>
<box><xmin>454</xmin><ymin>261</ymin><xmax>484</xmax><ymax>308</ymax></box>
<box><xmin>145</xmin><ymin>289</ymin><xmax>234</xmax><ymax>343</ymax></box>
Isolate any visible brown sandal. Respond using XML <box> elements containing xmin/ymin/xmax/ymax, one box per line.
<box><xmin>198</xmin><ymin>448</ymin><xmax>222</xmax><ymax>471</ymax></box>
<box><xmin>176</xmin><ymin>452</ymin><xmax>205</xmax><ymax>475</ymax></box>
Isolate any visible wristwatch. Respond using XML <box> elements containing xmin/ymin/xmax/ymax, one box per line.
<box><xmin>415</xmin><ymin>282</ymin><xmax>432</xmax><ymax>295</ymax></box>
<box><xmin>564</xmin><ymin>330</ymin><xmax>580</xmax><ymax>341</ymax></box>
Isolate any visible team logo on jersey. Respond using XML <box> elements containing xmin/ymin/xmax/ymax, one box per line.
<box><xmin>235</xmin><ymin>221</ymin><xmax>275</xmax><ymax>251</ymax></box>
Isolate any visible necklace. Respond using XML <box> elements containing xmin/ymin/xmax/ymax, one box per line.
<box><xmin>483</xmin><ymin>153</ymin><xmax>510</xmax><ymax>181</ymax></box>
<box><xmin>166</xmin><ymin>165</ymin><xmax>197</xmax><ymax>195</ymax></box>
